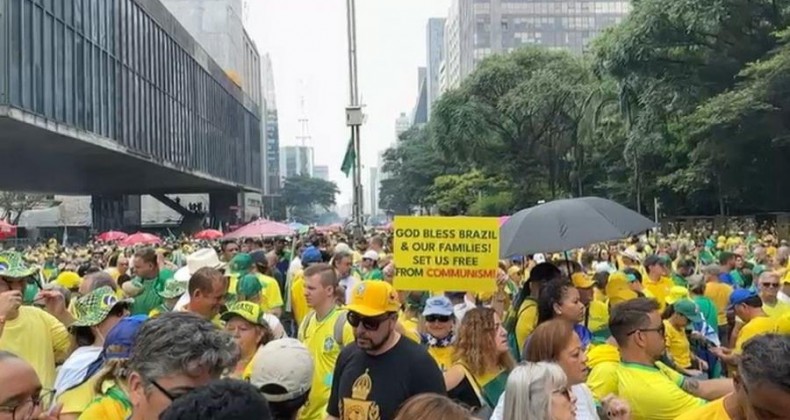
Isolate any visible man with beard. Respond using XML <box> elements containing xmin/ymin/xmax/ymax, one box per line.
<box><xmin>326</xmin><ymin>281</ymin><xmax>445</xmax><ymax>420</ymax></box>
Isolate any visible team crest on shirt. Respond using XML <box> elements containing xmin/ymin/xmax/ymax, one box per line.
<box><xmin>323</xmin><ymin>336</ymin><xmax>335</xmax><ymax>352</ymax></box>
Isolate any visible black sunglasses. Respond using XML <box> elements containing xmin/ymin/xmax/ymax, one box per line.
<box><xmin>347</xmin><ymin>312</ymin><xmax>392</xmax><ymax>330</ymax></box>
<box><xmin>425</xmin><ymin>315</ymin><xmax>452</xmax><ymax>323</ymax></box>
<box><xmin>627</xmin><ymin>323</ymin><xmax>665</xmax><ymax>337</ymax></box>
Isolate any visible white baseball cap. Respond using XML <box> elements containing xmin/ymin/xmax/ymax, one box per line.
<box><xmin>250</xmin><ymin>338</ymin><xmax>314</xmax><ymax>402</ymax></box>
<box><xmin>362</xmin><ymin>250</ymin><xmax>379</xmax><ymax>261</ymax></box>
<box><xmin>173</xmin><ymin>248</ymin><xmax>225</xmax><ymax>282</ymax></box>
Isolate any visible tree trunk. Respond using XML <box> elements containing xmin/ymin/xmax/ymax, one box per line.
<box><xmin>634</xmin><ymin>156</ymin><xmax>642</xmax><ymax>214</ymax></box>
<box><xmin>716</xmin><ymin>173</ymin><xmax>725</xmax><ymax>216</ymax></box>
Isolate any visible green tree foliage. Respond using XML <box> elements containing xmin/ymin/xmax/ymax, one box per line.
<box><xmin>281</xmin><ymin>175</ymin><xmax>340</xmax><ymax>222</ymax></box>
<box><xmin>380</xmin><ymin>0</ymin><xmax>790</xmax><ymax>217</ymax></box>
<box><xmin>378</xmin><ymin>127</ymin><xmax>452</xmax><ymax>215</ymax></box>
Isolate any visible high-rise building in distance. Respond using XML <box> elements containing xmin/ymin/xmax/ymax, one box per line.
<box><xmin>443</xmin><ymin>0</ymin><xmax>630</xmax><ymax>91</ymax></box>
<box><xmin>426</xmin><ymin>18</ymin><xmax>446</xmax><ymax>119</ymax></box>
<box><xmin>395</xmin><ymin>113</ymin><xmax>412</xmax><ymax>141</ymax></box>
<box><xmin>313</xmin><ymin>165</ymin><xmax>330</xmax><ymax>182</ymax></box>
<box><xmin>280</xmin><ymin>146</ymin><xmax>315</xmax><ymax>179</ymax></box>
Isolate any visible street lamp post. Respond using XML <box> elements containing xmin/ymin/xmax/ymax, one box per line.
<box><xmin>345</xmin><ymin>0</ymin><xmax>364</xmax><ymax>239</ymax></box>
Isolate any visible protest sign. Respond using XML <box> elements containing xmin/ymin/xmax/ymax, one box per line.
<box><xmin>393</xmin><ymin>216</ymin><xmax>499</xmax><ymax>292</ymax></box>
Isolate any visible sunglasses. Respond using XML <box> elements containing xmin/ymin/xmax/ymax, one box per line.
<box><xmin>425</xmin><ymin>315</ymin><xmax>452</xmax><ymax>323</ymax></box>
<box><xmin>761</xmin><ymin>283</ymin><xmax>779</xmax><ymax>288</ymax></box>
<box><xmin>347</xmin><ymin>312</ymin><xmax>392</xmax><ymax>330</ymax></box>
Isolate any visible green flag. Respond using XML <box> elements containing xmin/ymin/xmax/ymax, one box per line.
<box><xmin>341</xmin><ymin>138</ymin><xmax>356</xmax><ymax>177</ymax></box>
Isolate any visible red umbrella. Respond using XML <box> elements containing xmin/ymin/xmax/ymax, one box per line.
<box><xmin>194</xmin><ymin>229</ymin><xmax>223</xmax><ymax>240</ymax></box>
<box><xmin>0</xmin><ymin>220</ymin><xmax>17</xmax><ymax>239</ymax></box>
<box><xmin>223</xmin><ymin>219</ymin><xmax>295</xmax><ymax>239</ymax></box>
<box><xmin>120</xmin><ymin>232</ymin><xmax>162</xmax><ymax>246</ymax></box>
<box><xmin>96</xmin><ymin>231</ymin><xmax>129</xmax><ymax>242</ymax></box>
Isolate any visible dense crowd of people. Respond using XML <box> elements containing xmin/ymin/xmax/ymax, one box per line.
<box><xmin>0</xmin><ymin>228</ymin><xmax>789</xmax><ymax>420</ymax></box>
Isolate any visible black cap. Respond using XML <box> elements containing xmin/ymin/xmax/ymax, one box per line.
<box><xmin>250</xmin><ymin>250</ymin><xmax>268</xmax><ymax>265</ymax></box>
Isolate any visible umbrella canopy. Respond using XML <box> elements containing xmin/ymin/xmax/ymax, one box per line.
<box><xmin>498</xmin><ymin>216</ymin><xmax>510</xmax><ymax>227</ymax></box>
<box><xmin>120</xmin><ymin>232</ymin><xmax>162</xmax><ymax>247</ymax></box>
<box><xmin>96</xmin><ymin>231</ymin><xmax>128</xmax><ymax>242</ymax></box>
<box><xmin>0</xmin><ymin>220</ymin><xmax>17</xmax><ymax>239</ymax></box>
<box><xmin>193</xmin><ymin>229</ymin><xmax>223</xmax><ymax>240</ymax></box>
<box><xmin>500</xmin><ymin>197</ymin><xmax>656</xmax><ymax>258</ymax></box>
<box><xmin>223</xmin><ymin>219</ymin><xmax>295</xmax><ymax>239</ymax></box>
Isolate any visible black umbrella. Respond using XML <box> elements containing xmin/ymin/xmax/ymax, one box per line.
<box><xmin>500</xmin><ymin>197</ymin><xmax>656</xmax><ymax>258</ymax></box>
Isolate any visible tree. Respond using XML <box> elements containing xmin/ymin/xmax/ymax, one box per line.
<box><xmin>280</xmin><ymin>175</ymin><xmax>340</xmax><ymax>222</ymax></box>
<box><xmin>428</xmin><ymin>170</ymin><xmax>512</xmax><ymax>216</ymax></box>
<box><xmin>0</xmin><ymin>192</ymin><xmax>47</xmax><ymax>224</ymax></box>
<box><xmin>430</xmin><ymin>47</ymin><xmax>597</xmax><ymax>208</ymax></box>
<box><xmin>378</xmin><ymin>126</ymin><xmax>452</xmax><ymax>215</ymax></box>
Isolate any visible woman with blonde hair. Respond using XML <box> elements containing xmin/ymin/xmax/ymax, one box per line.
<box><xmin>394</xmin><ymin>393</ymin><xmax>473</xmax><ymax>420</ymax></box>
<box><xmin>503</xmin><ymin>362</ymin><xmax>575</xmax><ymax>420</ymax></box>
<box><xmin>445</xmin><ymin>307</ymin><xmax>515</xmax><ymax>415</ymax></box>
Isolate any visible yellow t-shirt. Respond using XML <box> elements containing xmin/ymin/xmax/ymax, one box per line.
<box><xmin>588</xmin><ymin>298</ymin><xmax>609</xmax><ymax>334</ymax></box>
<box><xmin>290</xmin><ymin>272</ymin><xmax>309</xmax><ymax>327</ymax></box>
<box><xmin>515</xmin><ymin>299</ymin><xmax>538</xmax><ymax>353</ymax></box>
<box><xmin>673</xmin><ymin>396</ymin><xmax>731</xmax><ymax>420</ymax></box>
<box><xmin>644</xmin><ymin>276</ymin><xmax>675</xmax><ymax>310</ymax></box>
<box><xmin>0</xmin><ymin>306</ymin><xmax>71</xmax><ymax>390</ymax></box>
<box><xmin>297</xmin><ymin>308</ymin><xmax>355</xmax><ymax>420</ymax></box>
<box><xmin>763</xmin><ymin>301</ymin><xmax>790</xmax><ymax>318</ymax></box>
<box><xmin>776</xmin><ymin>311</ymin><xmax>790</xmax><ymax>334</ymax></box>
<box><xmin>704</xmin><ymin>282</ymin><xmax>733</xmax><ymax>326</ymax></box>
<box><xmin>427</xmin><ymin>345</ymin><xmax>454</xmax><ymax>372</ymax></box>
<box><xmin>586</xmin><ymin>343</ymin><xmax>620</xmax><ymax>401</ymax></box>
<box><xmin>734</xmin><ymin>316</ymin><xmax>777</xmax><ymax>354</ymax></box>
<box><xmin>398</xmin><ymin>313</ymin><xmax>421</xmax><ymax>343</ymax></box>
<box><xmin>663</xmin><ymin>320</ymin><xmax>692</xmax><ymax>369</ymax></box>
<box><xmin>228</xmin><ymin>273</ymin><xmax>284</xmax><ymax>313</ymax></box>
<box><xmin>617</xmin><ymin>362</ymin><xmax>706</xmax><ymax>420</ymax></box>
<box><xmin>57</xmin><ymin>375</ymin><xmax>99</xmax><ymax>416</ymax></box>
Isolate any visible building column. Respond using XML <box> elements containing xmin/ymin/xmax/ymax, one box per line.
<box><xmin>91</xmin><ymin>195</ymin><xmax>141</xmax><ymax>233</ymax></box>
<box><xmin>209</xmin><ymin>192</ymin><xmax>241</xmax><ymax>231</ymax></box>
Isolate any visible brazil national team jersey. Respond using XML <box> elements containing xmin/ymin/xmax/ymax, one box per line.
<box><xmin>297</xmin><ymin>308</ymin><xmax>355</xmax><ymax>420</ymax></box>
<box><xmin>617</xmin><ymin>362</ymin><xmax>705</xmax><ymax>420</ymax></box>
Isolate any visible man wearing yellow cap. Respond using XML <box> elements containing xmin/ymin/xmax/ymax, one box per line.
<box><xmin>326</xmin><ymin>281</ymin><xmax>445</xmax><ymax>420</ymax></box>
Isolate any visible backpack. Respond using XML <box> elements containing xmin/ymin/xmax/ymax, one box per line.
<box><xmin>504</xmin><ymin>297</ymin><xmax>536</xmax><ymax>361</ymax></box>
<box><xmin>299</xmin><ymin>309</ymin><xmax>349</xmax><ymax>351</ymax></box>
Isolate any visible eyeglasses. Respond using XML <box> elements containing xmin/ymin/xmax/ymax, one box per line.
<box><xmin>148</xmin><ymin>378</ymin><xmax>193</xmax><ymax>402</ymax></box>
<box><xmin>347</xmin><ymin>312</ymin><xmax>392</xmax><ymax>330</ymax></box>
<box><xmin>760</xmin><ymin>283</ymin><xmax>779</xmax><ymax>288</ymax></box>
<box><xmin>425</xmin><ymin>315</ymin><xmax>452</xmax><ymax>323</ymax></box>
<box><xmin>0</xmin><ymin>389</ymin><xmax>54</xmax><ymax>420</ymax></box>
<box><xmin>627</xmin><ymin>323</ymin><xmax>665</xmax><ymax>337</ymax></box>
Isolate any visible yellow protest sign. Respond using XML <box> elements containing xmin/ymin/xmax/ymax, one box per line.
<box><xmin>393</xmin><ymin>216</ymin><xmax>499</xmax><ymax>292</ymax></box>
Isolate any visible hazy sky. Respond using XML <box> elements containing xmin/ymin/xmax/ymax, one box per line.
<box><xmin>247</xmin><ymin>0</ymin><xmax>451</xmax><ymax>205</ymax></box>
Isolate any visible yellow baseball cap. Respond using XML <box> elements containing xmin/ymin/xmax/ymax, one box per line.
<box><xmin>220</xmin><ymin>301</ymin><xmax>266</xmax><ymax>326</ymax></box>
<box><xmin>346</xmin><ymin>281</ymin><xmax>401</xmax><ymax>317</ymax></box>
<box><xmin>571</xmin><ymin>272</ymin><xmax>594</xmax><ymax>289</ymax></box>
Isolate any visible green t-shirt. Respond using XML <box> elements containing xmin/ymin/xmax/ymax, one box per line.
<box><xmin>671</xmin><ymin>273</ymin><xmax>687</xmax><ymax>287</ymax></box>
<box><xmin>129</xmin><ymin>269</ymin><xmax>173</xmax><ymax>315</ymax></box>
<box><xmin>362</xmin><ymin>268</ymin><xmax>384</xmax><ymax>281</ymax></box>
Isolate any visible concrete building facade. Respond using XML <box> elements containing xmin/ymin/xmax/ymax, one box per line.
<box><xmin>280</xmin><ymin>146</ymin><xmax>315</xmax><ymax>179</ymax></box>
<box><xmin>313</xmin><ymin>165</ymin><xmax>330</xmax><ymax>182</ymax></box>
<box><xmin>442</xmin><ymin>0</ymin><xmax>630</xmax><ymax>90</ymax></box>
<box><xmin>426</xmin><ymin>18</ymin><xmax>446</xmax><ymax>119</ymax></box>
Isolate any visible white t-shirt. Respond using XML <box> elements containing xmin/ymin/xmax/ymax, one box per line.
<box><xmin>491</xmin><ymin>383</ymin><xmax>599</xmax><ymax>420</ymax></box>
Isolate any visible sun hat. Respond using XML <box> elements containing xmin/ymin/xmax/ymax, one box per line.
<box><xmin>71</xmin><ymin>286</ymin><xmax>133</xmax><ymax>328</ymax></box>
<box><xmin>158</xmin><ymin>278</ymin><xmax>187</xmax><ymax>299</ymax></box>
<box><xmin>173</xmin><ymin>248</ymin><xmax>226</xmax><ymax>282</ymax></box>
<box><xmin>250</xmin><ymin>338</ymin><xmax>314</xmax><ymax>403</ymax></box>
<box><xmin>0</xmin><ymin>251</ymin><xmax>37</xmax><ymax>279</ymax></box>
<box><xmin>346</xmin><ymin>281</ymin><xmax>401</xmax><ymax>317</ymax></box>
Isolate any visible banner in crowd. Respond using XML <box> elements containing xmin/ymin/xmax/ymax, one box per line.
<box><xmin>393</xmin><ymin>216</ymin><xmax>499</xmax><ymax>292</ymax></box>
